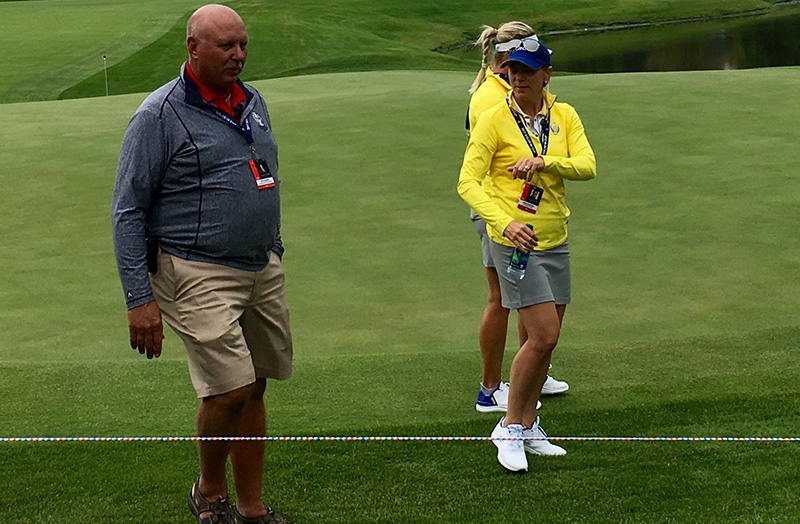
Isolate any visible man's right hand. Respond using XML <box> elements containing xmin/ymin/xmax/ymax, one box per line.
<box><xmin>127</xmin><ymin>300</ymin><xmax>164</xmax><ymax>359</ymax></box>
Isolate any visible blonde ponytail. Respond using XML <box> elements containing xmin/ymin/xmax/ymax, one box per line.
<box><xmin>468</xmin><ymin>26</ymin><xmax>497</xmax><ymax>93</ymax></box>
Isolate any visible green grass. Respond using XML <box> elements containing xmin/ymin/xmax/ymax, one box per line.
<box><xmin>1</xmin><ymin>67</ymin><xmax>800</xmax><ymax>522</ymax></box>
<box><xmin>2</xmin><ymin>329</ymin><xmax>800</xmax><ymax>523</ymax></box>
<box><xmin>0</xmin><ymin>0</ymin><xmax>200</xmax><ymax>102</ymax></box>
<box><xmin>0</xmin><ymin>0</ymin><xmax>788</xmax><ymax>102</ymax></box>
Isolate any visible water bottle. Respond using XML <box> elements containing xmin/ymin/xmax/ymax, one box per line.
<box><xmin>507</xmin><ymin>224</ymin><xmax>534</xmax><ymax>280</ymax></box>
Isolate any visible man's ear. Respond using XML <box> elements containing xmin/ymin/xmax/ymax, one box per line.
<box><xmin>187</xmin><ymin>36</ymin><xmax>199</xmax><ymax>59</ymax></box>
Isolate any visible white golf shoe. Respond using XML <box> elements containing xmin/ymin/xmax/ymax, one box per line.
<box><xmin>476</xmin><ymin>382</ymin><xmax>509</xmax><ymax>412</ymax></box>
<box><xmin>522</xmin><ymin>417</ymin><xmax>567</xmax><ymax>456</ymax></box>
<box><xmin>541</xmin><ymin>374</ymin><xmax>569</xmax><ymax>395</ymax></box>
<box><xmin>491</xmin><ymin>417</ymin><xmax>528</xmax><ymax>473</ymax></box>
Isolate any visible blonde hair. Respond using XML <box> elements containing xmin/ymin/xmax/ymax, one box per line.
<box><xmin>468</xmin><ymin>21</ymin><xmax>535</xmax><ymax>93</ymax></box>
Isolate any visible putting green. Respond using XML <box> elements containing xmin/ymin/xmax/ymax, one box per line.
<box><xmin>1</xmin><ymin>67</ymin><xmax>798</xmax><ymax>364</ymax></box>
<box><xmin>1</xmin><ymin>63</ymin><xmax>800</xmax><ymax>524</ymax></box>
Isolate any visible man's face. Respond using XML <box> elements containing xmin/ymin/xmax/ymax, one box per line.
<box><xmin>188</xmin><ymin>16</ymin><xmax>248</xmax><ymax>93</ymax></box>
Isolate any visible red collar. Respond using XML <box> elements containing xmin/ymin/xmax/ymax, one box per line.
<box><xmin>185</xmin><ymin>62</ymin><xmax>247</xmax><ymax>118</ymax></box>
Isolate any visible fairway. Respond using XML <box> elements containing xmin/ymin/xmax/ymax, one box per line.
<box><xmin>0</xmin><ymin>0</ymin><xmax>200</xmax><ymax>102</ymax></box>
<box><xmin>1</xmin><ymin>66</ymin><xmax>800</xmax><ymax>523</ymax></box>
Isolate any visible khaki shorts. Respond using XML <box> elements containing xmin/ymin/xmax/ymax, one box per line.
<box><xmin>150</xmin><ymin>252</ymin><xmax>293</xmax><ymax>398</ymax></box>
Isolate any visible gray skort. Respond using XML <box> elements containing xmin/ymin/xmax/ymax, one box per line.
<box><xmin>472</xmin><ymin>217</ymin><xmax>495</xmax><ymax>268</ymax></box>
<box><xmin>488</xmin><ymin>240</ymin><xmax>571</xmax><ymax>309</ymax></box>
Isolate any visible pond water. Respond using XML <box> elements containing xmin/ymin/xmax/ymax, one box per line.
<box><xmin>546</xmin><ymin>8</ymin><xmax>800</xmax><ymax>73</ymax></box>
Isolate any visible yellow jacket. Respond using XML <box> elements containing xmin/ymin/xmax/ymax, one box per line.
<box><xmin>466</xmin><ymin>70</ymin><xmax>511</xmax><ymax>216</ymax></box>
<box><xmin>468</xmin><ymin>69</ymin><xmax>511</xmax><ymax>133</ymax></box>
<box><xmin>457</xmin><ymin>90</ymin><xmax>596</xmax><ymax>250</ymax></box>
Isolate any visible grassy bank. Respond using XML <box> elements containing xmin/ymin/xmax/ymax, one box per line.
<box><xmin>0</xmin><ymin>0</ymin><xmax>790</xmax><ymax>102</ymax></box>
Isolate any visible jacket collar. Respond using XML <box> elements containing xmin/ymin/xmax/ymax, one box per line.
<box><xmin>180</xmin><ymin>62</ymin><xmax>254</xmax><ymax>112</ymax></box>
<box><xmin>486</xmin><ymin>68</ymin><xmax>511</xmax><ymax>90</ymax></box>
<box><xmin>507</xmin><ymin>89</ymin><xmax>557</xmax><ymax>118</ymax></box>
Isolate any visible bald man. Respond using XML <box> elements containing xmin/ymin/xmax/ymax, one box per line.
<box><xmin>112</xmin><ymin>5</ymin><xmax>293</xmax><ymax>524</ymax></box>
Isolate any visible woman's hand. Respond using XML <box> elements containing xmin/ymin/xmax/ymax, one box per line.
<box><xmin>508</xmin><ymin>156</ymin><xmax>545</xmax><ymax>183</ymax></box>
<box><xmin>503</xmin><ymin>221</ymin><xmax>538</xmax><ymax>252</ymax></box>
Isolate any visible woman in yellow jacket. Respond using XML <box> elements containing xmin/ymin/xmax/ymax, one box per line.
<box><xmin>466</xmin><ymin>21</ymin><xmax>570</xmax><ymax>416</ymax></box>
<box><xmin>457</xmin><ymin>36</ymin><xmax>596</xmax><ymax>473</ymax></box>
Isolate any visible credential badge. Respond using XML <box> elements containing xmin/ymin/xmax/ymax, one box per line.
<box><xmin>550</xmin><ymin>123</ymin><xmax>559</xmax><ymax>135</ymax></box>
<box><xmin>251</xmin><ymin>112</ymin><xmax>266</xmax><ymax>128</ymax></box>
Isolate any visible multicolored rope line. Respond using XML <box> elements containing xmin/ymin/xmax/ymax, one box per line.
<box><xmin>1</xmin><ymin>435</ymin><xmax>799</xmax><ymax>443</ymax></box>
